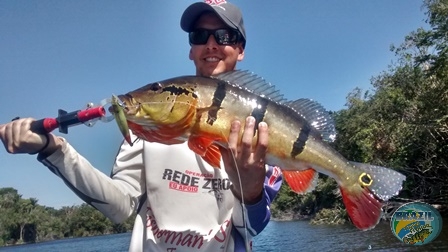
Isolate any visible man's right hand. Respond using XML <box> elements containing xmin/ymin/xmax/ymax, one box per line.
<box><xmin>0</xmin><ymin>118</ymin><xmax>58</xmax><ymax>155</ymax></box>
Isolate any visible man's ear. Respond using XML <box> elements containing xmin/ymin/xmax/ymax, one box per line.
<box><xmin>189</xmin><ymin>48</ymin><xmax>193</xmax><ymax>60</ymax></box>
<box><xmin>237</xmin><ymin>46</ymin><xmax>245</xmax><ymax>61</ymax></box>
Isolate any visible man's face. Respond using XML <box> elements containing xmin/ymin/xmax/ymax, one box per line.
<box><xmin>189</xmin><ymin>12</ymin><xmax>244</xmax><ymax>77</ymax></box>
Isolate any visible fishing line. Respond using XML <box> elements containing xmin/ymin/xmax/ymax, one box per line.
<box><xmin>220</xmin><ymin>130</ymin><xmax>251</xmax><ymax>252</ymax></box>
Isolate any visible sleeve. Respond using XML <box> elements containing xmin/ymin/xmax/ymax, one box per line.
<box><xmin>37</xmin><ymin>136</ymin><xmax>145</xmax><ymax>223</ymax></box>
<box><xmin>231</xmin><ymin>165</ymin><xmax>283</xmax><ymax>237</ymax></box>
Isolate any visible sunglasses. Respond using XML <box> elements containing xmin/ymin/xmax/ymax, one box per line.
<box><xmin>189</xmin><ymin>28</ymin><xmax>242</xmax><ymax>46</ymax></box>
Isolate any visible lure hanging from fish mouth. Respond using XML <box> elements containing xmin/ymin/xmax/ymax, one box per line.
<box><xmin>109</xmin><ymin>95</ymin><xmax>133</xmax><ymax>146</ymax></box>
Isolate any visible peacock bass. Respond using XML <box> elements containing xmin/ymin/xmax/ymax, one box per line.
<box><xmin>109</xmin><ymin>70</ymin><xmax>406</xmax><ymax>231</ymax></box>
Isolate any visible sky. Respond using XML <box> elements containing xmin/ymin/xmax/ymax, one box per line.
<box><xmin>0</xmin><ymin>0</ymin><xmax>428</xmax><ymax>208</ymax></box>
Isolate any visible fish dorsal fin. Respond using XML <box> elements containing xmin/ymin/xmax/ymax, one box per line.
<box><xmin>284</xmin><ymin>99</ymin><xmax>337</xmax><ymax>142</ymax></box>
<box><xmin>213</xmin><ymin>70</ymin><xmax>287</xmax><ymax>103</ymax></box>
<box><xmin>214</xmin><ymin>70</ymin><xmax>336</xmax><ymax>142</ymax></box>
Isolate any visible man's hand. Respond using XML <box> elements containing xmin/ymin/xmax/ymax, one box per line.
<box><xmin>0</xmin><ymin>118</ymin><xmax>59</xmax><ymax>155</ymax></box>
<box><xmin>220</xmin><ymin>116</ymin><xmax>268</xmax><ymax>204</ymax></box>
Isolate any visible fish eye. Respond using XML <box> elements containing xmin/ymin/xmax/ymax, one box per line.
<box><xmin>149</xmin><ymin>82</ymin><xmax>162</xmax><ymax>92</ymax></box>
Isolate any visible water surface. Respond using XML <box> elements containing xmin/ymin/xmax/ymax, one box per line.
<box><xmin>0</xmin><ymin>220</ymin><xmax>446</xmax><ymax>251</ymax></box>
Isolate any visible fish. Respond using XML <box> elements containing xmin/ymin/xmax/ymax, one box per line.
<box><xmin>110</xmin><ymin>70</ymin><xmax>406</xmax><ymax>231</ymax></box>
<box><xmin>403</xmin><ymin>228</ymin><xmax>432</xmax><ymax>244</ymax></box>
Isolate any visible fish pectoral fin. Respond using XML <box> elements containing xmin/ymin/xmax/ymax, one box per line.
<box><xmin>188</xmin><ymin>135</ymin><xmax>222</xmax><ymax>168</ymax></box>
<box><xmin>188</xmin><ymin>135</ymin><xmax>213</xmax><ymax>156</ymax></box>
<box><xmin>339</xmin><ymin>185</ymin><xmax>382</xmax><ymax>231</ymax></box>
<box><xmin>283</xmin><ymin>168</ymin><xmax>318</xmax><ymax>194</ymax></box>
<box><xmin>202</xmin><ymin>144</ymin><xmax>222</xmax><ymax>169</ymax></box>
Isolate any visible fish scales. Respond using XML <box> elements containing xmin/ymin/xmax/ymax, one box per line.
<box><xmin>110</xmin><ymin>70</ymin><xmax>406</xmax><ymax>231</ymax></box>
<box><xmin>192</xmin><ymin>76</ymin><xmax>319</xmax><ymax>162</ymax></box>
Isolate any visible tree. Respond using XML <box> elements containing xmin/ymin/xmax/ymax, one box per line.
<box><xmin>273</xmin><ymin>0</ymin><xmax>448</xmax><ymax>220</ymax></box>
<box><xmin>0</xmin><ymin>188</ymin><xmax>22</xmax><ymax>244</ymax></box>
<box><xmin>334</xmin><ymin>0</ymin><xmax>448</xmax><ymax>206</ymax></box>
<box><xmin>0</xmin><ymin>187</ymin><xmax>135</xmax><ymax>246</ymax></box>
<box><xmin>16</xmin><ymin>198</ymin><xmax>39</xmax><ymax>243</ymax></box>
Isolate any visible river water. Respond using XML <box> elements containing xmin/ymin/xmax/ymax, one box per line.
<box><xmin>0</xmin><ymin>220</ymin><xmax>446</xmax><ymax>251</ymax></box>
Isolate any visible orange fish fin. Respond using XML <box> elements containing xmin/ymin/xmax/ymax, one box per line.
<box><xmin>202</xmin><ymin>144</ymin><xmax>222</xmax><ymax>169</ymax></box>
<box><xmin>283</xmin><ymin>168</ymin><xmax>318</xmax><ymax>194</ymax></box>
<box><xmin>340</xmin><ymin>186</ymin><xmax>382</xmax><ymax>231</ymax></box>
<box><xmin>188</xmin><ymin>135</ymin><xmax>214</xmax><ymax>156</ymax></box>
<box><xmin>188</xmin><ymin>135</ymin><xmax>221</xmax><ymax>168</ymax></box>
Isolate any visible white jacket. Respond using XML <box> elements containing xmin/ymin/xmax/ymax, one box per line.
<box><xmin>39</xmin><ymin>136</ymin><xmax>282</xmax><ymax>251</ymax></box>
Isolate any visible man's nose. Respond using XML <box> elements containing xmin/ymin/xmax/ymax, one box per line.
<box><xmin>205</xmin><ymin>35</ymin><xmax>219</xmax><ymax>49</ymax></box>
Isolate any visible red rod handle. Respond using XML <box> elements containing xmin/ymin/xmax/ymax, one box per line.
<box><xmin>78</xmin><ymin>106</ymin><xmax>106</xmax><ymax>122</ymax></box>
<box><xmin>30</xmin><ymin>106</ymin><xmax>106</xmax><ymax>134</ymax></box>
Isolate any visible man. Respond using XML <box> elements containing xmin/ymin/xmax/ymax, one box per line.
<box><xmin>0</xmin><ymin>1</ymin><xmax>282</xmax><ymax>251</ymax></box>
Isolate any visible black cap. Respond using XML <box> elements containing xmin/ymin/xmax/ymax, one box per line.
<box><xmin>181</xmin><ymin>1</ymin><xmax>246</xmax><ymax>46</ymax></box>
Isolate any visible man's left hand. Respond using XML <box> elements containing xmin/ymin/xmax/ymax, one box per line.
<box><xmin>220</xmin><ymin>116</ymin><xmax>268</xmax><ymax>204</ymax></box>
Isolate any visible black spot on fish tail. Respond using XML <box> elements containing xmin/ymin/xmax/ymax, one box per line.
<box><xmin>359</xmin><ymin>173</ymin><xmax>373</xmax><ymax>186</ymax></box>
<box><xmin>207</xmin><ymin>81</ymin><xmax>226</xmax><ymax>125</ymax></box>
<box><xmin>291</xmin><ymin>123</ymin><xmax>311</xmax><ymax>157</ymax></box>
<box><xmin>162</xmin><ymin>86</ymin><xmax>198</xmax><ymax>98</ymax></box>
<box><xmin>250</xmin><ymin>98</ymin><xmax>268</xmax><ymax>135</ymax></box>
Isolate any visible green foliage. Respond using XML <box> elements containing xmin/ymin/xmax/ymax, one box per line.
<box><xmin>273</xmin><ymin>0</ymin><xmax>448</xmax><ymax>223</ymax></box>
<box><xmin>419</xmin><ymin>0</ymin><xmax>448</xmax><ymax>79</ymax></box>
<box><xmin>0</xmin><ymin>188</ymin><xmax>135</xmax><ymax>246</ymax></box>
<box><xmin>272</xmin><ymin>175</ymin><xmax>342</xmax><ymax>220</ymax></box>
<box><xmin>332</xmin><ymin>0</ymin><xmax>448</xmax><ymax>204</ymax></box>
<box><xmin>310</xmin><ymin>207</ymin><xmax>347</xmax><ymax>226</ymax></box>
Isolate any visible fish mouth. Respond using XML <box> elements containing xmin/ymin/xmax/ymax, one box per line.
<box><xmin>115</xmin><ymin>94</ymin><xmax>140</xmax><ymax>116</ymax></box>
<box><xmin>116</xmin><ymin>94</ymin><xmax>131</xmax><ymax>107</ymax></box>
<box><xmin>108</xmin><ymin>95</ymin><xmax>126</xmax><ymax>114</ymax></box>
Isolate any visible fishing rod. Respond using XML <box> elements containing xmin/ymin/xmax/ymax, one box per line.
<box><xmin>28</xmin><ymin>99</ymin><xmax>115</xmax><ymax>135</ymax></box>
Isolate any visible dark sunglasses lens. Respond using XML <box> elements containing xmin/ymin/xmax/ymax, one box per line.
<box><xmin>189</xmin><ymin>29</ymin><xmax>239</xmax><ymax>45</ymax></box>
<box><xmin>214</xmin><ymin>29</ymin><xmax>238</xmax><ymax>45</ymax></box>
<box><xmin>189</xmin><ymin>30</ymin><xmax>209</xmax><ymax>45</ymax></box>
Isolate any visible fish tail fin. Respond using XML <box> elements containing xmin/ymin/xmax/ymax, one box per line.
<box><xmin>283</xmin><ymin>168</ymin><xmax>318</xmax><ymax>194</ymax></box>
<box><xmin>340</xmin><ymin>163</ymin><xmax>406</xmax><ymax>230</ymax></box>
<box><xmin>339</xmin><ymin>185</ymin><xmax>383</xmax><ymax>231</ymax></box>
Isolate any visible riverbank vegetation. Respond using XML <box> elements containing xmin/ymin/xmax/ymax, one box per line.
<box><xmin>0</xmin><ymin>187</ymin><xmax>135</xmax><ymax>246</ymax></box>
<box><xmin>1</xmin><ymin>0</ymin><xmax>447</xmax><ymax>247</ymax></box>
<box><xmin>272</xmin><ymin>0</ymin><xmax>448</xmax><ymax>223</ymax></box>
